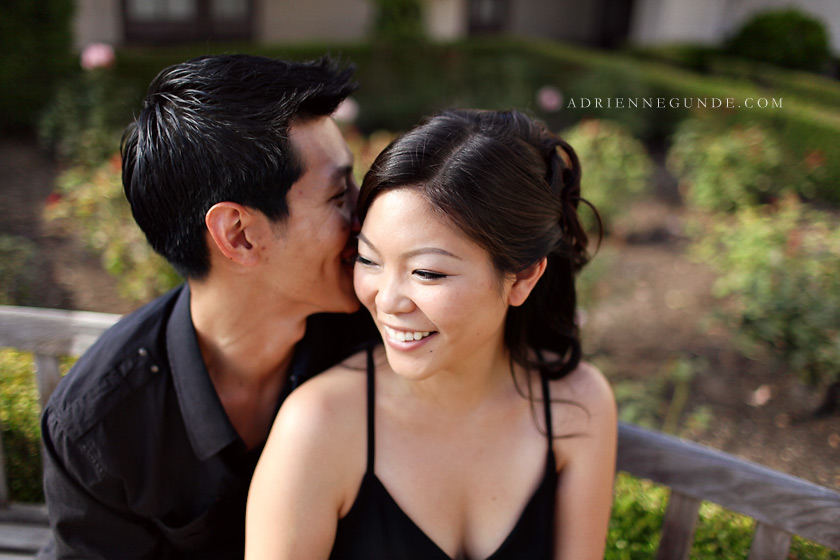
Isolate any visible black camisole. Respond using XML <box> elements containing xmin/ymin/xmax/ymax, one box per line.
<box><xmin>329</xmin><ymin>347</ymin><xmax>558</xmax><ymax>560</ymax></box>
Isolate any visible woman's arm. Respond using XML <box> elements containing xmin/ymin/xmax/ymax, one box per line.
<box><xmin>245</xmin><ymin>369</ymin><xmax>365</xmax><ymax>560</ymax></box>
<box><xmin>552</xmin><ymin>362</ymin><xmax>618</xmax><ymax>560</ymax></box>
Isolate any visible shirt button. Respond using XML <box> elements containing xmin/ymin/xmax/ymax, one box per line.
<box><xmin>150</xmin><ymin>365</ymin><xmax>159</xmax><ymax>373</ymax></box>
<box><xmin>138</xmin><ymin>348</ymin><xmax>148</xmax><ymax>357</ymax></box>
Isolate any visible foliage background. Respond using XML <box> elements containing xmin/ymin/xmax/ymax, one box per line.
<box><xmin>2</xmin><ymin>8</ymin><xmax>840</xmax><ymax>556</ymax></box>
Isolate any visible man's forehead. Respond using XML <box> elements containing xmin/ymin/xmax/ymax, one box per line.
<box><xmin>289</xmin><ymin>116</ymin><xmax>353</xmax><ymax>171</ymax></box>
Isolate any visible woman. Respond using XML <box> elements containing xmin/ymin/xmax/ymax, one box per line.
<box><xmin>246</xmin><ymin>109</ymin><xmax>617</xmax><ymax>560</ymax></box>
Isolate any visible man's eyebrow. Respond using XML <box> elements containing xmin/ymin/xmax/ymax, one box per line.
<box><xmin>332</xmin><ymin>163</ymin><xmax>354</xmax><ymax>182</ymax></box>
<box><xmin>357</xmin><ymin>233</ymin><xmax>461</xmax><ymax>260</ymax></box>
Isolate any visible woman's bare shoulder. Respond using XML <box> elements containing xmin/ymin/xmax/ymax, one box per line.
<box><xmin>265</xmin><ymin>349</ymin><xmax>369</xmax><ymax>466</ymax></box>
<box><xmin>552</xmin><ymin>361</ymin><xmax>614</xmax><ymax>410</ymax></box>
<box><xmin>281</xmin><ymin>350</ymin><xmax>369</xmax><ymax>427</ymax></box>
<box><xmin>546</xmin><ymin>361</ymin><xmax>617</xmax><ymax>441</ymax></box>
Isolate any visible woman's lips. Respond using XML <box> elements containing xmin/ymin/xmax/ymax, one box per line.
<box><xmin>383</xmin><ymin>324</ymin><xmax>434</xmax><ymax>342</ymax></box>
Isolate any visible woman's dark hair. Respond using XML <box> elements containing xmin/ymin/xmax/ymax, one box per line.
<box><xmin>121</xmin><ymin>54</ymin><xmax>356</xmax><ymax>279</ymax></box>
<box><xmin>358</xmin><ymin>109</ymin><xmax>595</xmax><ymax>381</ymax></box>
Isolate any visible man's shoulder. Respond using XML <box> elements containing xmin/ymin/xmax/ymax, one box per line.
<box><xmin>297</xmin><ymin>309</ymin><xmax>378</xmax><ymax>377</ymax></box>
<box><xmin>44</xmin><ymin>286</ymin><xmax>185</xmax><ymax>438</ymax></box>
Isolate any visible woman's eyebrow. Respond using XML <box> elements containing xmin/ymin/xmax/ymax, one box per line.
<box><xmin>357</xmin><ymin>233</ymin><xmax>461</xmax><ymax>260</ymax></box>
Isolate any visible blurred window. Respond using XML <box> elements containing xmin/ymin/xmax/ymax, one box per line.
<box><xmin>469</xmin><ymin>0</ymin><xmax>508</xmax><ymax>34</ymax></box>
<box><xmin>124</xmin><ymin>0</ymin><xmax>253</xmax><ymax>44</ymax></box>
<box><xmin>212</xmin><ymin>0</ymin><xmax>249</xmax><ymax>19</ymax></box>
<box><xmin>127</xmin><ymin>0</ymin><xmax>196</xmax><ymax>21</ymax></box>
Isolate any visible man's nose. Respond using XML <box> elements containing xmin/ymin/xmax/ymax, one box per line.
<box><xmin>349</xmin><ymin>180</ymin><xmax>361</xmax><ymax>232</ymax></box>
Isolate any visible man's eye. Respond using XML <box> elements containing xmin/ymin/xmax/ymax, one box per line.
<box><xmin>414</xmin><ymin>270</ymin><xmax>447</xmax><ymax>281</ymax></box>
<box><xmin>330</xmin><ymin>189</ymin><xmax>347</xmax><ymax>201</ymax></box>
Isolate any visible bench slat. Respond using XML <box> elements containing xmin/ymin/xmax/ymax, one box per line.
<box><xmin>0</xmin><ymin>506</ymin><xmax>48</xmax><ymax>525</ymax></box>
<box><xmin>0</xmin><ymin>306</ymin><xmax>120</xmax><ymax>357</ymax></box>
<box><xmin>656</xmin><ymin>492</ymin><xmax>700</xmax><ymax>560</ymax></box>
<box><xmin>748</xmin><ymin>523</ymin><xmax>792</xmax><ymax>560</ymax></box>
<box><xmin>617</xmin><ymin>422</ymin><xmax>840</xmax><ymax>550</ymax></box>
<box><xmin>0</xmin><ymin>552</ymin><xmax>37</xmax><ymax>560</ymax></box>
<box><xmin>0</xmin><ymin>524</ymin><xmax>50</xmax><ymax>553</ymax></box>
<box><xmin>33</xmin><ymin>355</ymin><xmax>61</xmax><ymax>413</ymax></box>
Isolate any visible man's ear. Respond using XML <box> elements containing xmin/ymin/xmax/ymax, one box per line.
<box><xmin>205</xmin><ymin>202</ymin><xmax>260</xmax><ymax>267</ymax></box>
<box><xmin>508</xmin><ymin>258</ymin><xmax>547</xmax><ymax>307</ymax></box>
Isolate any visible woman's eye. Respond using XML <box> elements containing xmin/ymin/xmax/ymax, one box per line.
<box><xmin>356</xmin><ymin>255</ymin><xmax>376</xmax><ymax>267</ymax></box>
<box><xmin>414</xmin><ymin>270</ymin><xmax>447</xmax><ymax>281</ymax></box>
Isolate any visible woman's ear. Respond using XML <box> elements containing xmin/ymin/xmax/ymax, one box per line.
<box><xmin>508</xmin><ymin>258</ymin><xmax>547</xmax><ymax>307</ymax></box>
<box><xmin>205</xmin><ymin>202</ymin><xmax>260</xmax><ymax>267</ymax></box>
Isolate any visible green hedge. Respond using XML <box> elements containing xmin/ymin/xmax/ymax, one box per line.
<box><xmin>0</xmin><ymin>0</ymin><xmax>75</xmax><ymax>134</ymax></box>
<box><xmin>628</xmin><ymin>44</ymin><xmax>840</xmax><ymax>109</ymax></box>
<box><xmin>43</xmin><ymin>37</ymin><xmax>840</xmax><ymax>207</ymax></box>
<box><xmin>725</xmin><ymin>8</ymin><xmax>831</xmax><ymax>73</ymax></box>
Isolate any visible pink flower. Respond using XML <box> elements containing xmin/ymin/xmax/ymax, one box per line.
<box><xmin>81</xmin><ymin>43</ymin><xmax>115</xmax><ymax>71</ymax></box>
<box><xmin>333</xmin><ymin>97</ymin><xmax>360</xmax><ymax>124</ymax></box>
<box><xmin>536</xmin><ymin>86</ymin><xmax>563</xmax><ymax>113</ymax></box>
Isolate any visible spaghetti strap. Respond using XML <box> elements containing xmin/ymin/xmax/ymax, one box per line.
<box><xmin>540</xmin><ymin>373</ymin><xmax>553</xmax><ymax>443</ymax></box>
<box><xmin>329</xmin><ymin>350</ymin><xmax>559</xmax><ymax>560</ymax></box>
<box><xmin>365</xmin><ymin>345</ymin><xmax>376</xmax><ymax>474</ymax></box>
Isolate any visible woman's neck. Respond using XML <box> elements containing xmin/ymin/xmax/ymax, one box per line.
<box><xmin>389</xmin><ymin>342</ymin><xmax>518</xmax><ymax>416</ymax></box>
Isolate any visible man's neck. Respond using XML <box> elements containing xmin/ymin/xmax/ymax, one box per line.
<box><xmin>188</xmin><ymin>278</ymin><xmax>309</xmax><ymax>448</ymax></box>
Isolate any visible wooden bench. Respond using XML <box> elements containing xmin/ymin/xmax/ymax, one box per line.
<box><xmin>0</xmin><ymin>306</ymin><xmax>120</xmax><ymax>559</ymax></box>
<box><xmin>1</xmin><ymin>304</ymin><xmax>839</xmax><ymax>559</ymax></box>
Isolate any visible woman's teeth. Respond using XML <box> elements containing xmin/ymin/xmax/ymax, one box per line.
<box><xmin>384</xmin><ymin>325</ymin><xmax>432</xmax><ymax>342</ymax></box>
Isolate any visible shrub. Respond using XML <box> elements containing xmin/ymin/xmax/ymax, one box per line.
<box><xmin>45</xmin><ymin>155</ymin><xmax>182</xmax><ymax>304</ymax></box>
<box><xmin>0</xmin><ymin>235</ymin><xmax>40</xmax><ymax>305</ymax></box>
<box><xmin>39</xmin><ymin>49</ymin><xmax>138</xmax><ymax>165</ymax></box>
<box><xmin>606</xmin><ymin>473</ymin><xmax>840</xmax><ymax>559</ymax></box>
<box><xmin>667</xmin><ymin>119</ymin><xmax>806</xmax><ymax>212</ymax></box>
<box><xmin>0</xmin><ymin>350</ymin><xmax>45</xmax><ymax>502</ymax></box>
<box><xmin>693</xmin><ymin>198</ymin><xmax>840</xmax><ymax>390</ymax></box>
<box><xmin>561</xmin><ymin>119</ymin><xmax>654</xmax><ymax>233</ymax></box>
<box><xmin>726</xmin><ymin>9</ymin><xmax>831</xmax><ymax>73</ymax></box>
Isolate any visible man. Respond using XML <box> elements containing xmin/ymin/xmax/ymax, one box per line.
<box><xmin>39</xmin><ymin>54</ymin><xmax>376</xmax><ymax>559</ymax></box>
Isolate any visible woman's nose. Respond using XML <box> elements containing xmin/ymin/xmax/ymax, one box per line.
<box><xmin>374</xmin><ymin>275</ymin><xmax>414</xmax><ymax>315</ymax></box>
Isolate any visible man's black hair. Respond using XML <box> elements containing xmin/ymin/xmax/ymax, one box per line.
<box><xmin>121</xmin><ymin>54</ymin><xmax>357</xmax><ymax>279</ymax></box>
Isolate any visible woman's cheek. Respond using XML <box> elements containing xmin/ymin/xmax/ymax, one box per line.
<box><xmin>353</xmin><ymin>268</ymin><xmax>374</xmax><ymax>309</ymax></box>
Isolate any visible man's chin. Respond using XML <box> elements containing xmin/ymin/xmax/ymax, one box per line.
<box><xmin>327</xmin><ymin>285</ymin><xmax>361</xmax><ymax>315</ymax></box>
<box><xmin>335</xmin><ymin>295</ymin><xmax>361</xmax><ymax>314</ymax></box>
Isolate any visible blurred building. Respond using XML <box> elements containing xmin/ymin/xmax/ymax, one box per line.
<box><xmin>74</xmin><ymin>0</ymin><xmax>839</xmax><ymax>53</ymax></box>
<box><xmin>630</xmin><ymin>0</ymin><xmax>840</xmax><ymax>53</ymax></box>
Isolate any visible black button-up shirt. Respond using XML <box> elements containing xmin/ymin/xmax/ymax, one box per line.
<box><xmin>41</xmin><ymin>284</ymin><xmax>376</xmax><ymax>559</ymax></box>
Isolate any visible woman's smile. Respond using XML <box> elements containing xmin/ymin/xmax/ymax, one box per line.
<box><xmin>354</xmin><ymin>189</ymin><xmax>513</xmax><ymax>381</ymax></box>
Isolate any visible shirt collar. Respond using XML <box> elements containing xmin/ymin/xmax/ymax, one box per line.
<box><xmin>166</xmin><ymin>284</ymin><xmax>240</xmax><ymax>461</ymax></box>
